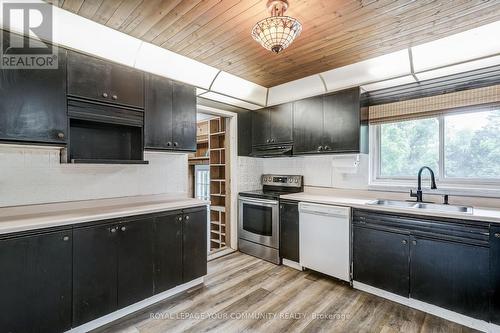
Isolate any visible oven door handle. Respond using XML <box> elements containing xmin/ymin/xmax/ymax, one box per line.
<box><xmin>239</xmin><ymin>197</ymin><xmax>278</xmax><ymax>206</ymax></box>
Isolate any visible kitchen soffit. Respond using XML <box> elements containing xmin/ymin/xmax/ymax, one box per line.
<box><xmin>46</xmin><ymin>0</ymin><xmax>500</xmax><ymax>88</ymax></box>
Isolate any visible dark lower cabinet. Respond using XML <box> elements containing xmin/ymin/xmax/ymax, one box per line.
<box><xmin>353</xmin><ymin>226</ymin><xmax>410</xmax><ymax>297</ymax></box>
<box><xmin>410</xmin><ymin>236</ymin><xmax>490</xmax><ymax>321</ymax></box>
<box><xmin>0</xmin><ymin>230</ymin><xmax>72</xmax><ymax>333</ymax></box>
<box><xmin>353</xmin><ymin>209</ymin><xmax>493</xmax><ymax>322</ymax></box>
<box><xmin>1</xmin><ymin>206</ymin><xmax>207</xmax><ymax>330</ymax></box>
<box><xmin>182</xmin><ymin>207</ymin><xmax>208</xmax><ymax>282</ymax></box>
<box><xmin>117</xmin><ymin>217</ymin><xmax>154</xmax><ymax>308</ymax></box>
<box><xmin>0</xmin><ymin>33</ymin><xmax>67</xmax><ymax>144</ymax></box>
<box><xmin>279</xmin><ymin>200</ymin><xmax>299</xmax><ymax>262</ymax></box>
<box><xmin>73</xmin><ymin>223</ymin><xmax>119</xmax><ymax>326</ymax></box>
<box><xmin>154</xmin><ymin>212</ymin><xmax>183</xmax><ymax>293</ymax></box>
<box><xmin>491</xmin><ymin>227</ymin><xmax>500</xmax><ymax>324</ymax></box>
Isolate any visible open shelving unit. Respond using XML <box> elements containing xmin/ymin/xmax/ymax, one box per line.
<box><xmin>208</xmin><ymin>117</ymin><xmax>228</xmax><ymax>252</ymax></box>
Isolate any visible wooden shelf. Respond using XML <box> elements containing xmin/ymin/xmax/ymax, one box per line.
<box><xmin>189</xmin><ymin>157</ymin><xmax>209</xmax><ymax>160</ymax></box>
<box><xmin>210</xmin><ymin>131</ymin><xmax>226</xmax><ymax>136</ymax></box>
<box><xmin>210</xmin><ymin>205</ymin><xmax>225</xmax><ymax>212</ymax></box>
<box><xmin>211</xmin><ymin>179</ymin><xmax>225</xmax><ymax>182</ymax></box>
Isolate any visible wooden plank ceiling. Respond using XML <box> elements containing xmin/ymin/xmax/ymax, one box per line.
<box><xmin>47</xmin><ymin>0</ymin><xmax>500</xmax><ymax>87</ymax></box>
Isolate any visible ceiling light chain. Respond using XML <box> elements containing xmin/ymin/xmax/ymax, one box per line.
<box><xmin>251</xmin><ymin>0</ymin><xmax>302</xmax><ymax>54</ymax></box>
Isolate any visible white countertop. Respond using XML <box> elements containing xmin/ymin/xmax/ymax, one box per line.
<box><xmin>281</xmin><ymin>191</ymin><xmax>500</xmax><ymax>224</ymax></box>
<box><xmin>0</xmin><ymin>194</ymin><xmax>208</xmax><ymax>235</ymax></box>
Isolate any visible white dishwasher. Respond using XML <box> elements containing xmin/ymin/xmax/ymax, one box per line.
<box><xmin>299</xmin><ymin>202</ymin><xmax>351</xmax><ymax>282</ymax></box>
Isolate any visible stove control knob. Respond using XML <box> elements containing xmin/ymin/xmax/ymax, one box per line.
<box><xmin>288</xmin><ymin>178</ymin><xmax>293</xmax><ymax>183</ymax></box>
<box><xmin>294</xmin><ymin>178</ymin><xmax>299</xmax><ymax>183</ymax></box>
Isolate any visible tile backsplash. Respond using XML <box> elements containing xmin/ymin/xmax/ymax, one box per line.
<box><xmin>238</xmin><ymin>154</ymin><xmax>369</xmax><ymax>190</ymax></box>
<box><xmin>0</xmin><ymin>145</ymin><xmax>188</xmax><ymax>207</ymax></box>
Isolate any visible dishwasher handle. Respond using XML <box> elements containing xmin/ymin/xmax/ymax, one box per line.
<box><xmin>299</xmin><ymin>202</ymin><xmax>351</xmax><ymax>218</ymax></box>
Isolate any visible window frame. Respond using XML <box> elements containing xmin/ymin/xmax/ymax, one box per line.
<box><xmin>370</xmin><ymin>113</ymin><xmax>500</xmax><ymax>193</ymax></box>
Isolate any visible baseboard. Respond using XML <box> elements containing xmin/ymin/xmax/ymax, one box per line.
<box><xmin>67</xmin><ymin>277</ymin><xmax>205</xmax><ymax>333</ymax></box>
<box><xmin>353</xmin><ymin>281</ymin><xmax>497</xmax><ymax>333</ymax></box>
<box><xmin>282</xmin><ymin>259</ymin><xmax>303</xmax><ymax>271</ymax></box>
<box><xmin>208</xmin><ymin>247</ymin><xmax>236</xmax><ymax>261</ymax></box>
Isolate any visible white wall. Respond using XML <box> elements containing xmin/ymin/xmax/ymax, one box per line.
<box><xmin>238</xmin><ymin>154</ymin><xmax>369</xmax><ymax>190</ymax></box>
<box><xmin>0</xmin><ymin>145</ymin><xmax>188</xmax><ymax>207</ymax></box>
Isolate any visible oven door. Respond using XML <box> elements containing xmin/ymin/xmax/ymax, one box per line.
<box><xmin>238</xmin><ymin>196</ymin><xmax>279</xmax><ymax>248</ymax></box>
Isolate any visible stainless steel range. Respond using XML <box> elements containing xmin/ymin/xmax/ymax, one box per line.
<box><xmin>238</xmin><ymin>174</ymin><xmax>303</xmax><ymax>264</ymax></box>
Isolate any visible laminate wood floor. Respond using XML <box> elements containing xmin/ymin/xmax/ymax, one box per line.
<box><xmin>94</xmin><ymin>252</ymin><xmax>477</xmax><ymax>333</ymax></box>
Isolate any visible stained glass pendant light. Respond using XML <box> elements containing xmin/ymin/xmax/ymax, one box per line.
<box><xmin>251</xmin><ymin>0</ymin><xmax>302</xmax><ymax>54</ymax></box>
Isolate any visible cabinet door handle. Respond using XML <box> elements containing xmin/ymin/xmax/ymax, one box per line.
<box><xmin>121</xmin><ymin>226</ymin><xmax>127</xmax><ymax>232</ymax></box>
<box><xmin>167</xmin><ymin>142</ymin><xmax>172</xmax><ymax>147</ymax></box>
<box><xmin>63</xmin><ymin>236</ymin><xmax>70</xmax><ymax>242</ymax></box>
<box><xmin>177</xmin><ymin>216</ymin><xmax>183</xmax><ymax>221</ymax></box>
<box><xmin>402</xmin><ymin>240</ymin><xmax>407</xmax><ymax>245</ymax></box>
<box><xmin>112</xmin><ymin>95</ymin><xmax>118</xmax><ymax>100</ymax></box>
<box><xmin>318</xmin><ymin>146</ymin><xmax>323</xmax><ymax>151</ymax></box>
<box><xmin>102</xmin><ymin>92</ymin><xmax>108</xmax><ymax>98</ymax></box>
<box><xmin>495</xmin><ymin>233</ymin><xmax>500</xmax><ymax>239</ymax></box>
<box><xmin>324</xmin><ymin>145</ymin><xmax>330</xmax><ymax>150</ymax></box>
<box><xmin>173</xmin><ymin>142</ymin><xmax>178</xmax><ymax>147</ymax></box>
<box><xmin>185</xmin><ymin>215</ymin><xmax>190</xmax><ymax>221</ymax></box>
<box><xmin>110</xmin><ymin>227</ymin><xmax>117</xmax><ymax>233</ymax></box>
<box><xmin>412</xmin><ymin>240</ymin><xmax>417</xmax><ymax>245</ymax></box>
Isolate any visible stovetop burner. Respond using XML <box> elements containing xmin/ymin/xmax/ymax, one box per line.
<box><xmin>239</xmin><ymin>174</ymin><xmax>304</xmax><ymax>200</ymax></box>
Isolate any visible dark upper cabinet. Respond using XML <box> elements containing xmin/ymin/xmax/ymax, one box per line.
<box><xmin>73</xmin><ymin>222</ymin><xmax>119</xmax><ymax>326</ymax></box>
<box><xmin>293</xmin><ymin>96</ymin><xmax>323</xmax><ymax>154</ymax></box>
<box><xmin>270</xmin><ymin>104</ymin><xmax>293</xmax><ymax>144</ymax></box>
<box><xmin>172</xmin><ymin>82</ymin><xmax>197</xmax><ymax>151</ymax></box>
<box><xmin>0</xmin><ymin>34</ymin><xmax>67</xmax><ymax>144</ymax></box>
<box><xmin>252</xmin><ymin>103</ymin><xmax>293</xmax><ymax>146</ymax></box>
<box><xmin>145</xmin><ymin>74</ymin><xmax>196</xmax><ymax>151</ymax></box>
<box><xmin>491</xmin><ymin>227</ymin><xmax>500</xmax><ymax>324</ymax></box>
<box><xmin>67</xmin><ymin>51</ymin><xmax>144</xmax><ymax>108</ymax></box>
<box><xmin>252</xmin><ymin>108</ymin><xmax>270</xmax><ymax>146</ymax></box>
<box><xmin>323</xmin><ymin>88</ymin><xmax>361</xmax><ymax>152</ymax></box>
<box><xmin>279</xmin><ymin>200</ymin><xmax>299</xmax><ymax>262</ymax></box>
<box><xmin>154</xmin><ymin>211</ymin><xmax>183</xmax><ymax>294</ymax></box>
<box><xmin>145</xmin><ymin>74</ymin><xmax>173</xmax><ymax>149</ymax></box>
<box><xmin>238</xmin><ymin>110</ymin><xmax>253</xmax><ymax>156</ymax></box>
<box><xmin>117</xmin><ymin>217</ymin><xmax>154</xmax><ymax>308</ymax></box>
<box><xmin>353</xmin><ymin>226</ymin><xmax>410</xmax><ymax>297</ymax></box>
<box><xmin>182</xmin><ymin>207</ymin><xmax>207</xmax><ymax>282</ymax></box>
<box><xmin>293</xmin><ymin>87</ymin><xmax>368</xmax><ymax>155</ymax></box>
<box><xmin>410</xmin><ymin>235</ymin><xmax>490</xmax><ymax>321</ymax></box>
<box><xmin>0</xmin><ymin>230</ymin><xmax>72</xmax><ymax>333</ymax></box>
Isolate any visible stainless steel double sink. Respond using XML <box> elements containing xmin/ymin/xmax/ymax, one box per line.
<box><xmin>366</xmin><ymin>199</ymin><xmax>473</xmax><ymax>214</ymax></box>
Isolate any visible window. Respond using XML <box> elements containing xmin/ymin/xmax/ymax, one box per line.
<box><xmin>372</xmin><ymin>109</ymin><xmax>500</xmax><ymax>185</ymax></box>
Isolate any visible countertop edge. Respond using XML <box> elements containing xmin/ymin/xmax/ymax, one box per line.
<box><xmin>0</xmin><ymin>199</ymin><xmax>209</xmax><ymax>236</ymax></box>
<box><xmin>280</xmin><ymin>193</ymin><xmax>500</xmax><ymax>224</ymax></box>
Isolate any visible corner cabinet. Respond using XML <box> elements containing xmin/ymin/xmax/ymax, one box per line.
<box><xmin>352</xmin><ymin>210</ymin><xmax>491</xmax><ymax>321</ymax></box>
<box><xmin>0</xmin><ymin>33</ymin><xmax>68</xmax><ymax>144</ymax></box>
<box><xmin>293</xmin><ymin>87</ymin><xmax>368</xmax><ymax>155</ymax></box>
<box><xmin>145</xmin><ymin>73</ymin><xmax>196</xmax><ymax>151</ymax></box>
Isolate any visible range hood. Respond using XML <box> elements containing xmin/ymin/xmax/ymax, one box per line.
<box><xmin>250</xmin><ymin>143</ymin><xmax>293</xmax><ymax>158</ymax></box>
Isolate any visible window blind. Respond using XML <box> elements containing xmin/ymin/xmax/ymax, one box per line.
<box><xmin>368</xmin><ymin>84</ymin><xmax>500</xmax><ymax>124</ymax></box>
